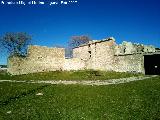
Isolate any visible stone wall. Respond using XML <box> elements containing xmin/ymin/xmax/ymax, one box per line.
<box><xmin>73</xmin><ymin>45</ymin><xmax>90</xmax><ymax>61</ymax></box>
<box><xmin>113</xmin><ymin>54</ymin><xmax>145</xmax><ymax>73</ymax></box>
<box><xmin>63</xmin><ymin>58</ymin><xmax>86</xmax><ymax>71</ymax></box>
<box><xmin>73</xmin><ymin>38</ymin><xmax>116</xmax><ymax>71</ymax></box>
<box><xmin>87</xmin><ymin>39</ymin><xmax>116</xmax><ymax>71</ymax></box>
<box><xmin>115</xmin><ymin>41</ymin><xmax>156</xmax><ymax>55</ymax></box>
<box><xmin>7</xmin><ymin>37</ymin><xmax>156</xmax><ymax>75</ymax></box>
<box><xmin>73</xmin><ymin>38</ymin><xmax>145</xmax><ymax>73</ymax></box>
<box><xmin>8</xmin><ymin>46</ymin><xmax>65</xmax><ymax>75</ymax></box>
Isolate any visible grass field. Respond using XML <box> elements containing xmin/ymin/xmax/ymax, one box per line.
<box><xmin>0</xmin><ymin>70</ymin><xmax>143</xmax><ymax>81</ymax></box>
<box><xmin>0</xmin><ymin>76</ymin><xmax>160</xmax><ymax>120</ymax></box>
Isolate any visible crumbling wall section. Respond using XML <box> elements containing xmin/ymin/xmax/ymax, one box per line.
<box><xmin>73</xmin><ymin>45</ymin><xmax>90</xmax><ymax>60</ymax></box>
<box><xmin>115</xmin><ymin>41</ymin><xmax>156</xmax><ymax>55</ymax></box>
<box><xmin>7</xmin><ymin>56</ymin><xmax>26</xmax><ymax>75</ymax></box>
<box><xmin>8</xmin><ymin>46</ymin><xmax>65</xmax><ymax>75</ymax></box>
<box><xmin>87</xmin><ymin>39</ymin><xmax>116</xmax><ymax>71</ymax></box>
<box><xmin>7</xmin><ymin>38</ymin><xmax>156</xmax><ymax>75</ymax></box>
<box><xmin>113</xmin><ymin>54</ymin><xmax>145</xmax><ymax>73</ymax></box>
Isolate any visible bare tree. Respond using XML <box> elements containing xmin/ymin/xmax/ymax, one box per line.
<box><xmin>0</xmin><ymin>32</ymin><xmax>32</xmax><ymax>56</ymax></box>
<box><xmin>66</xmin><ymin>35</ymin><xmax>91</xmax><ymax>58</ymax></box>
<box><xmin>69</xmin><ymin>35</ymin><xmax>91</xmax><ymax>49</ymax></box>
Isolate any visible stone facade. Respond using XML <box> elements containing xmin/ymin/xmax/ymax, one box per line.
<box><xmin>73</xmin><ymin>38</ymin><xmax>116</xmax><ymax>71</ymax></box>
<box><xmin>73</xmin><ymin>37</ymin><xmax>147</xmax><ymax>73</ymax></box>
<box><xmin>7</xmin><ymin>37</ymin><xmax>157</xmax><ymax>75</ymax></box>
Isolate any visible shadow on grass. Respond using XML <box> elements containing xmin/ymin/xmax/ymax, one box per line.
<box><xmin>0</xmin><ymin>85</ymin><xmax>49</xmax><ymax>106</ymax></box>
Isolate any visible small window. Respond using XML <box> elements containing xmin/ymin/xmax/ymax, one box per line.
<box><xmin>38</xmin><ymin>56</ymin><xmax>43</xmax><ymax>59</ymax></box>
<box><xmin>88</xmin><ymin>51</ymin><xmax>91</xmax><ymax>58</ymax></box>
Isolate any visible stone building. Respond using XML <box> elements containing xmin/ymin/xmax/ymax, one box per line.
<box><xmin>7</xmin><ymin>37</ymin><xmax>159</xmax><ymax>75</ymax></box>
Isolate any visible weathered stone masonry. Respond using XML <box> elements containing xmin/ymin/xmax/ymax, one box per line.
<box><xmin>7</xmin><ymin>37</ymin><xmax>157</xmax><ymax>75</ymax></box>
<box><xmin>73</xmin><ymin>38</ymin><xmax>147</xmax><ymax>73</ymax></box>
<box><xmin>8</xmin><ymin>45</ymin><xmax>86</xmax><ymax>75</ymax></box>
<box><xmin>8</xmin><ymin>46</ymin><xmax>65</xmax><ymax>75</ymax></box>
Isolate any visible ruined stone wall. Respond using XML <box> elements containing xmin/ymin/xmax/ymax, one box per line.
<box><xmin>8</xmin><ymin>38</ymin><xmax>155</xmax><ymax>75</ymax></box>
<box><xmin>115</xmin><ymin>41</ymin><xmax>156</xmax><ymax>55</ymax></box>
<box><xmin>73</xmin><ymin>39</ymin><xmax>117</xmax><ymax>71</ymax></box>
<box><xmin>87</xmin><ymin>40</ymin><xmax>116</xmax><ymax>71</ymax></box>
<box><xmin>73</xmin><ymin>45</ymin><xmax>90</xmax><ymax>60</ymax></box>
<box><xmin>8</xmin><ymin>46</ymin><xmax>65</xmax><ymax>75</ymax></box>
<box><xmin>113</xmin><ymin>54</ymin><xmax>145</xmax><ymax>73</ymax></box>
<box><xmin>7</xmin><ymin>56</ymin><xmax>27</xmax><ymax>75</ymax></box>
<box><xmin>73</xmin><ymin>39</ymin><xmax>145</xmax><ymax>73</ymax></box>
<box><xmin>63</xmin><ymin>58</ymin><xmax>86</xmax><ymax>71</ymax></box>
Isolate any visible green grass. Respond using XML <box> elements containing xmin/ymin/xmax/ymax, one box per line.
<box><xmin>0</xmin><ymin>70</ymin><xmax>143</xmax><ymax>81</ymax></box>
<box><xmin>0</xmin><ymin>76</ymin><xmax>160</xmax><ymax>119</ymax></box>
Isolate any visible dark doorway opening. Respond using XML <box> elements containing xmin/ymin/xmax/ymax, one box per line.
<box><xmin>144</xmin><ymin>54</ymin><xmax>160</xmax><ymax>75</ymax></box>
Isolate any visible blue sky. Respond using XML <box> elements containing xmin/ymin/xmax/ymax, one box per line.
<box><xmin>0</xmin><ymin>0</ymin><xmax>160</xmax><ymax>64</ymax></box>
